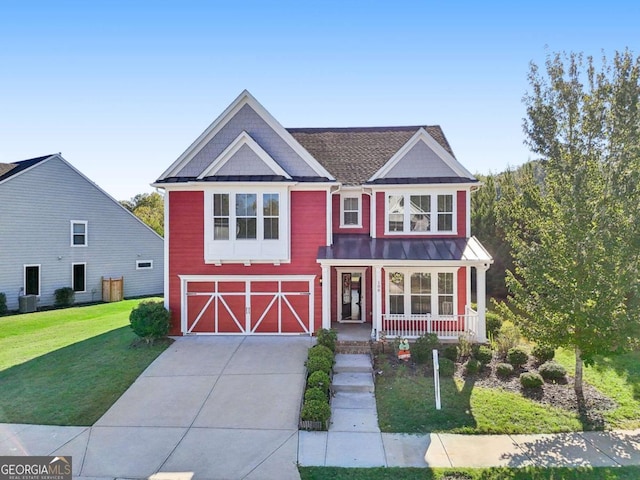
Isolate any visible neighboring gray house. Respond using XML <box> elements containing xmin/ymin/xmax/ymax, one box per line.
<box><xmin>0</xmin><ymin>154</ymin><xmax>164</xmax><ymax>311</ymax></box>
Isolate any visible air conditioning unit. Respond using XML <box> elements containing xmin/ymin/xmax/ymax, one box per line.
<box><xmin>19</xmin><ymin>295</ymin><xmax>37</xmax><ymax>313</ymax></box>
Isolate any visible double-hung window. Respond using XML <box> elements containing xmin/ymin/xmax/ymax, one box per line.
<box><xmin>212</xmin><ymin>193</ymin><xmax>279</xmax><ymax>241</ymax></box>
<box><xmin>341</xmin><ymin>195</ymin><xmax>361</xmax><ymax>227</ymax></box>
<box><xmin>387</xmin><ymin>270</ymin><xmax>455</xmax><ymax>317</ymax></box>
<box><xmin>71</xmin><ymin>221</ymin><xmax>87</xmax><ymax>246</ymax></box>
<box><xmin>386</xmin><ymin>193</ymin><xmax>454</xmax><ymax>234</ymax></box>
<box><xmin>263</xmin><ymin>193</ymin><xmax>279</xmax><ymax>240</ymax></box>
<box><xmin>236</xmin><ymin>193</ymin><xmax>257</xmax><ymax>239</ymax></box>
<box><xmin>213</xmin><ymin>194</ymin><xmax>230</xmax><ymax>240</ymax></box>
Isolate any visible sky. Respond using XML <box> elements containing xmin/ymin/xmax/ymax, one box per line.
<box><xmin>1</xmin><ymin>0</ymin><xmax>639</xmax><ymax>201</ymax></box>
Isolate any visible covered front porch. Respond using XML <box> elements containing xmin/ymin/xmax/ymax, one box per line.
<box><xmin>318</xmin><ymin>235</ymin><xmax>493</xmax><ymax>343</ymax></box>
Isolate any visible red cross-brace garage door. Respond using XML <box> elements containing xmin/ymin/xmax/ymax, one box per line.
<box><xmin>180</xmin><ymin>275</ymin><xmax>315</xmax><ymax>335</ymax></box>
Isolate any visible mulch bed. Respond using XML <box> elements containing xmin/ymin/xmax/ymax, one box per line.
<box><xmin>375</xmin><ymin>352</ymin><xmax>617</xmax><ymax>430</ymax></box>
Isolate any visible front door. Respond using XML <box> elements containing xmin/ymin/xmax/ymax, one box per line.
<box><xmin>339</xmin><ymin>270</ymin><xmax>365</xmax><ymax>323</ymax></box>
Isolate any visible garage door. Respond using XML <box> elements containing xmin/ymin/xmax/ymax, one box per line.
<box><xmin>181</xmin><ymin>275</ymin><xmax>314</xmax><ymax>335</ymax></box>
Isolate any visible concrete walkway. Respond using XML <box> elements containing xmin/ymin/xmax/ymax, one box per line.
<box><xmin>0</xmin><ymin>335</ymin><xmax>313</xmax><ymax>480</ymax></box>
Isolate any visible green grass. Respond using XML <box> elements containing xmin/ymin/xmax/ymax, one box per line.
<box><xmin>375</xmin><ymin>361</ymin><xmax>582</xmax><ymax>434</ymax></box>
<box><xmin>0</xmin><ymin>299</ymin><xmax>169</xmax><ymax>425</ymax></box>
<box><xmin>299</xmin><ymin>466</ymin><xmax>640</xmax><ymax>480</ymax></box>
<box><xmin>554</xmin><ymin>348</ymin><xmax>640</xmax><ymax>430</ymax></box>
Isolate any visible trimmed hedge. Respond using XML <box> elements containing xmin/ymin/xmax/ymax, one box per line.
<box><xmin>129</xmin><ymin>300</ymin><xmax>171</xmax><ymax>344</ymax></box>
<box><xmin>507</xmin><ymin>347</ymin><xmax>529</xmax><ymax>367</ymax></box>
<box><xmin>475</xmin><ymin>345</ymin><xmax>493</xmax><ymax>364</ymax></box>
<box><xmin>439</xmin><ymin>357</ymin><xmax>456</xmax><ymax>376</ymax></box>
<box><xmin>301</xmin><ymin>399</ymin><xmax>331</xmax><ymax>423</ymax></box>
<box><xmin>539</xmin><ymin>361</ymin><xmax>567</xmax><ymax>382</ymax></box>
<box><xmin>496</xmin><ymin>363</ymin><xmax>514</xmax><ymax>378</ymax></box>
<box><xmin>412</xmin><ymin>333</ymin><xmax>439</xmax><ymax>364</ymax></box>
<box><xmin>520</xmin><ymin>372</ymin><xmax>544</xmax><ymax>389</ymax></box>
<box><xmin>532</xmin><ymin>344</ymin><xmax>556</xmax><ymax>364</ymax></box>
<box><xmin>442</xmin><ymin>345</ymin><xmax>458</xmax><ymax>362</ymax></box>
<box><xmin>54</xmin><ymin>287</ymin><xmax>75</xmax><ymax>307</ymax></box>
<box><xmin>0</xmin><ymin>292</ymin><xmax>7</xmax><ymax>316</ymax></box>
<box><xmin>306</xmin><ymin>355</ymin><xmax>333</xmax><ymax>374</ymax></box>
<box><xmin>316</xmin><ymin>328</ymin><xmax>338</xmax><ymax>352</ymax></box>
<box><xmin>304</xmin><ymin>387</ymin><xmax>328</xmax><ymax>403</ymax></box>
<box><xmin>307</xmin><ymin>371</ymin><xmax>331</xmax><ymax>392</ymax></box>
<box><xmin>465</xmin><ymin>358</ymin><xmax>481</xmax><ymax>375</ymax></box>
<box><xmin>308</xmin><ymin>345</ymin><xmax>334</xmax><ymax>364</ymax></box>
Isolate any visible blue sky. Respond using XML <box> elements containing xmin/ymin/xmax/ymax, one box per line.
<box><xmin>1</xmin><ymin>0</ymin><xmax>638</xmax><ymax>200</ymax></box>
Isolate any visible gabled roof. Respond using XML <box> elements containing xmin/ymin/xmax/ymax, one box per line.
<box><xmin>0</xmin><ymin>155</ymin><xmax>54</xmax><ymax>183</ymax></box>
<box><xmin>288</xmin><ymin>126</ymin><xmax>476</xmax><ymax>185</ymax></box>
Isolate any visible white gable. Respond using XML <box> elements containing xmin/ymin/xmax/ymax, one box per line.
<box><xmin>197</xmin><ymin>132</ymin><xmax>291</xmax><ymax>179</ymax></box>
<box><xmin>158</xmin><ymin>90</ymin><xmax>334</xmax><ymax>181</ymax></box>
<box><xmin>369</xmin><ymin>128</ymin><xmax>475</xmax><ymax>182</ymax></box>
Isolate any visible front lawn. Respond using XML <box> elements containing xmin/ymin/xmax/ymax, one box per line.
<box><xmin>299</xmin><ymin>466</ymin><xmax>640</xmax><ymax>480</ymax></box>
<box><xmin>0</xmin><ymin>299</ymin><xmax>169</xmax><ymax>425</ymax></box>
<box><xmin>375</xmin><ymin>346</ymin><xmax>640</xmax><ymax>434</ymax></box>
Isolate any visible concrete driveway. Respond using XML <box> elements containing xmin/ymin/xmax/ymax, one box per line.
<box><xmin>0</xmin><ymin>335</ymin><xmax>312</xmax><ymax>479</ymax></box>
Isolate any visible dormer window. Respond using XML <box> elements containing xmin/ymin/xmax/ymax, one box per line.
<box><xmin>341</xmin><ymin>194</ymin><xmax>361</xmax><ymax>227</ymax></box>
<box><xmin>386</xmin><ymin>192</ymin><xmax>455</xmax><ymax>234</ymax></box>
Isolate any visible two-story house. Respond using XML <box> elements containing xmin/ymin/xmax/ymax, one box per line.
<box><xmin>155</xmin><ymin>91</ymin><xmax>492</xmax><ymax>341</ymax></box>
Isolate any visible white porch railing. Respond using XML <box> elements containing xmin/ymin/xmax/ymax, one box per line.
<box><xmin>380</xmin><ymin>306</ymin><xmax>479</xmax><ymax>341</ymax></box>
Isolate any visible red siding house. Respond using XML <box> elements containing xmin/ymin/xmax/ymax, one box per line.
<box><xmin>154</xmin><ymin>91</ymin><xmax>492</xmax><ymax>341</ymax></box>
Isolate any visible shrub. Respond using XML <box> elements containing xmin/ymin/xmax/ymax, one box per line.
<box><xmin>306</xmin><ymin>355</ymin><xmax>333</xmax><ymax>374</ymax></box>
<box><xmin>412</xmin><ymin>333</ymin><xmax>439</xmax><ymax>364</ymax></box>
<box><xmin>494</xmin><ymin>321</ymin><xmax>521</xmax><ymax>357</ymax></box>
<box><xmin>520</xmin><ymin>372</ymin><xmax>544</xmax><ymax>389</ymax></box>
<box><xmin>496</xmin><ymin>362</ymin><xmax>514</xmax><ymax>378</ymax></box>
<box><xmin>129</xmin><ymin>300</ymin><xmax>171</xmax><ymax>344</ymax></box>
<box><xmin>54</xmin><ymin>287</ymin><xmax>75</xmax><ymax>307</ymax></box>
<box><xmin>316</xmin><ymin>328</ymin><xmax>338</xmax><ymax>352</ymax></box>
<box><xmin>438</xmin><ymin>357</ymin><xmax>455</xmax><ymax>376</ymax></box>
<box><xmin>486</xmin><ymin>311</ymin><xmax>503</xmax><ymax>337</ymax></box>
<box><xmin>474</xmin><ymin>345</ymin><xmax>493</xmax><ymax>364</ymax></box>
<box><xmin>465</xmin><ymin>358</ymin><xmax>481</xmax><ymax>375</ymax></box>
<box><xmin>532</xmin><ymin>344</ymin><xmax>555</xmax><ymax>364</ymax></box>
<box><xmin>307</xmin><ymin>371</ymin><xmax>331</xmax><ymax>392</ymax></box>
<box><xmin>304</xmin><ymin>387</ymin><xmax>328</xmax><ymax>403</ymax></box>
<box><xmin>301</xmin><ymin>399</ymin><xmax>331</xmax><ymax>424</ymax></box>
<box><xmin>0</xmin><ymin>292</ymin><xmax>7</xmax><ymax>316</ymax></box>
<box><xmin>539</xmin><ymin>361</ymin><xmax>567</xmax><ymax>382</ymax></box>
<box><xmin>507</xmin><ymin>347</ymin><xmax>529</xmax><ymax>367</ymax></box>
<box><xmin>308</xmin><ymin>345</ymin><xmax>334</xmax><ymax>364</ymax></box>
<box><xmin>442</xmin><ymin>345</ymin><xmax>458</xmax><ymax>362</ymax></box>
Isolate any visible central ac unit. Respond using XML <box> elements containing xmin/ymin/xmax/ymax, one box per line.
<box><xmin>19</xmin><ymin>295</ymin><xmax>37</xmax><ymax>313</ymax></box>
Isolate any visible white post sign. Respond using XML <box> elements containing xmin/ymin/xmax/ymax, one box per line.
<box><xmin>433</xmin><ymin>349</ymin><xmax>441</xmax><ymax>410</ymax></box>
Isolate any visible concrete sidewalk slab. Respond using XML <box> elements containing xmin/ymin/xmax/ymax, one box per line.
<box><xmin>0</xmin><ymin>424</ymin><xmax>31</xmax><ymax>443</ymax></box>
<box><xmin>245</xmin><ymin>431</ymin><xmax>300</xmax><ymax>480</ymax></box>
<box><xmin>383</xmin><ymin>433</ymin><xmax>431</xmax><ymax>467</ymax></box>
<box><xmin>95</xmin><ymin>375</ymin><xmax>218</xmax><ymax>428</ymax></box>
<box><xmin>298</xmin><ymin>431</ymin><xmax>328</xmax><ymax>466</ymax></box>
<box><xmin>0</xmin><ymin>425</ymin><xmax>88</xmax><ymax>457</ymax></box>
<box><xmin>511</xmin><ymin>433</ymin><xmax>617</xmax><ymax>467</ymax></box>
<box><xmin>193</xmin><ymin>373</ymin><xmax>304</xmax><ymax>429</ymax></box>
<box><xmin>438</xmin><ymin>433</ymin><xmax>529</xmax><ymax>467</ymax></box>
<box><xmin>143</xmin><ymin>336</ymin><xmax>243</xmax><ymax>377</ymax></box>
<box><xmin>420</xmin><ymin>433</ymin><xmax>453</xmax><ymax>467</ymax></box>
<box><xmin>581</xmin><ymin>430</ymin><xmax>640</xmax><ymax>466</ymax></box>
<box><xmin>325</xmin><ymin>431</ymin><xmax>385</xmax><ymax>467</ymax></box>
<box><xmin>160</xmin><ymin>427</ymin><xmax>295</xmax><ymax>480</ymax></box>
<box><xmin>223</xmin><ymin>336</ymin><xmax>312</xmax><ymax>375</ymax></box>
<box><xmin>330</xmin><ymin>408</ymin><xmax>380</xmax><ymax>432</ymax></box>
<box><xmin>51</xmin><ymin>428</ymin><xmax>90</xmax><ymax>476</ymax></box>
<box><xmin>81</xmin><ymin>426</ymin><xmax>187</xmax><ymax>478</ymax></box>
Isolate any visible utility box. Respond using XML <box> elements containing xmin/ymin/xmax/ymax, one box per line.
<box><xmin>19</xmin><ymin>295</ymin><xmax>37</xmax><ymax>313</ymax></box>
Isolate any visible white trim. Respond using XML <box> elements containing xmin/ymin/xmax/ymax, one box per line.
<box><xmin>70</xmin><ymin>220</ymin><xmax>88</xmax><ymax>247</ymax></box>
<box><xmin>72</xmin><ymin>262</ymin><xmax>87</xmax><ymax>293</ymax></box>
<box><xmin>23</xmin><ymin>264</ymin><xmax>41</xmax><ymax>296</ymax></box>
<box><xmin>321</xmin><ymin>266</ymin><xmax>331</xmax><ymax>330</ymax></box>
<box><xmin>318</xmin><ymin>259</ymin><xmax>489</xmax><ymax>268</ymax></box>
<box><xmin>164</xmin><ymin>191</ymin><xmax>170</xmax><ymax>310</ymax></box>
<box><xmin>371</xmin><ymin>191</ymin><xmax>377</xmax><ymax>238</ymax></box>
<box><xmin>368</xmin><ymin>128</ymin><xmax>475</xmax><ymax>182</ymax></box>
<box><xmin>384</xmin><ymin>191</ymin><xmax>457</xmax><ymax>235</ymax></box>
<box><xmin>136</xmin><ymin>260</ymin><xmax>154</xmax><ymax>270</ymax></box>
<box><xmin>197</xmin><ymin>131</ymin><xmax>292</xmax><ymax>180</ymax></box>
<box><xmin>339</xmin><ymin>193</ymin><xmax>362</xmax><ymax>228</ymax></box>
<box><xmin>466</xmin><ymin>189</ymin><xmax>471</xmax><ymax>237</ymax></box>
<box><xmin>326</xmin><ymin>189</ymin><xmax>333</xmax><ymax>245</ymax></box>
<box><xmin>336</xmin><ymin>267</ymin><xmax>367</xmax><ymax>323</ymax></box>
<box><xmin>158</xmin><ymin>90</ymin><xmax>335</xmax><ymax>181</ymax></box>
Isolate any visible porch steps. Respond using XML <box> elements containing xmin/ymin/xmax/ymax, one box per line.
<box><xmin>332</xmin><ymin>354</ymin><xmax>374</xmax><ymax>394</ymax></box>
<box><xmin>335</xmin><ymin>340</ymin><xmax>372</xmax><ymax>355</ymax></box>
<box><xmin>329</xmin><ymin>353</ymin><xmax>380</xmax><ymax>433</ymax></box>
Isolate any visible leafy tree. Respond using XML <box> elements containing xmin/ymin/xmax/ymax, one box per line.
<box><xmin>121</xmin><ymin>192</ymin><xmax>164</xmax><ymax>236</ymax></box>
<box><xmin>497</xmin><ymin>50</ymin><xmax>640</xmax><ymax>399</ymax></box>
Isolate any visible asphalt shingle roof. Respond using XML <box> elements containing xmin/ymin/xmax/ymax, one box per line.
<box><xmin>287</xmin><ymin>126</ymin><xmax>456</xmax><ymax>185</ymax></box>
<box><xmin>0</xmin><ymin>155</ymin><xmax>53</xmax><ymax>183</ymax></box>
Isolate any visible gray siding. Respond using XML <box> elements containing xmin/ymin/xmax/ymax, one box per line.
<box><xmin>177</xmin><ymin>104</ymin><xmax>317</xmax><ymax>178</ymax></box>
<box><xmin>215</xmin><ymin>144</ymin><xmax>278</xmax><ymax>176</ymax></box>
<box><xmin>0</xmin><ymin>157</ymin><xmax>164</xmax><ymax>311</ymax></box>
<box><xmin>384</xmin><ymin>140</ymin><xmax>458</xmax><ymax>178</ymax></box>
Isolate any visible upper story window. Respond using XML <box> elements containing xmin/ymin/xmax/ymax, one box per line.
<box><xmin>71</xmin><ymin>221</ymin><xmax>88</xmax><ymax>246</ymax></box>
<box><xmin>204</xmin><ymin>187</ymin><xmax>289</xmax><ymax>263</ymax></box>
<box><xmin>386</xmin><ymin>193</ymin><xmax>455</xmax><ymax>234</ymax></box>
<box><xmin>341</xmin><ymin>195</ymin><xmax>361</xmax><ymax>227</ymax></box>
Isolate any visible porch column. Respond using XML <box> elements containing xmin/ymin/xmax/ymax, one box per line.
<box><xmin>374</xmin><ymin>266</ymin><xmax>383</xmax><ymax>340</ymax></box>
<box><xmin>321</xmin><ymin>265</ymin><xmax>331</xmax><ymax>331</ymax></box>
<box><xmin>476</xmin><ymin>263</ymin><xmax>490</xmax><ymax>343</ymax></box>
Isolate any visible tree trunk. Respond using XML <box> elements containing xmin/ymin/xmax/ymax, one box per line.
<box><xmin>575</xmin><ymin>346</ymin><xmax>584</xmax><ymax>401</ymax></box>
